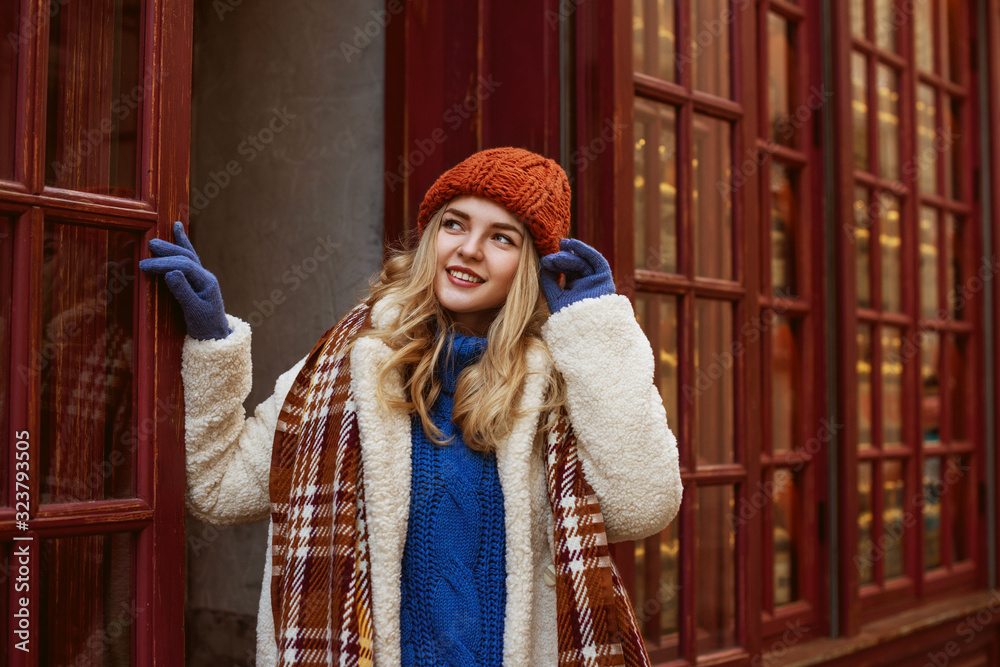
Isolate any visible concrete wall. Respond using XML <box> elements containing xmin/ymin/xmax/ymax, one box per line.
<box><xmin>187</xmin><ymin>1</ymin><xmax>386</xmax><ymax>662</ymax></box>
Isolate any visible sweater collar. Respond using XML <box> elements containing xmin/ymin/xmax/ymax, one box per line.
<box><xmin>440</xmin><ymin>331</ymin><xmax>487</xmax><ymax>394</ymax></box>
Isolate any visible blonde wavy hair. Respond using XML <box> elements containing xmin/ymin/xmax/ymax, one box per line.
<box><xmin>361</xmin><ymin>205</ymin><xmax>565</xmax><ymax>451</ymax></box>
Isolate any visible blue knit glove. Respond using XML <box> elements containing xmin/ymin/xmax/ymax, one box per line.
<box><xmin>139</xmin><ymin>221</ymin><xmax>231</xmax><ymax>340</ymax></box>
<box><xmin>539</xmin><ymin>238</ymin><xmax>616</xmax><ymax>313</ymax></box>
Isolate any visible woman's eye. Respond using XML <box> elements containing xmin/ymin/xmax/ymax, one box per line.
<box><xmin>494</xmin><ymin>233</ymin><xmax>514</xmax><ymax>245</ymax></box>
<box><xmin>442</xmin><ymin>218</ymin><xmax>462</xmax><ymax>230</ymax></box>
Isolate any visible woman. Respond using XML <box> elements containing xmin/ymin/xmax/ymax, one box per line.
<box><xmin>141</xmin><ymin>148</ymin><xmax>681</xmax><ymax>667</ymax></box>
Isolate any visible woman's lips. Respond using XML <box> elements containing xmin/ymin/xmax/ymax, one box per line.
<box><xmin>446</xmin><ymin>267</ymin><xmax>485</xmax><ymax>286</ymax></box>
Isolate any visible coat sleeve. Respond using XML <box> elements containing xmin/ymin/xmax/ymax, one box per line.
<box><xmin>541</xmin><ymin>294</ymin><xmax>682</xmax><ymax>543</ymax></box>
<box><xmin>181</xmin><ymin>314</ymin><xmax>306</xmax><ymax>525</ymax></box>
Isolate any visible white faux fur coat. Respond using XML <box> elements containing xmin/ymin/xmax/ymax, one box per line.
<box><xmin>181</xmin><ymin>294</ymin><xmax>682</xmax><ymax>666</ymax></box>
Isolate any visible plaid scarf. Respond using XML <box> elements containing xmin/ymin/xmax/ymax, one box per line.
<box><xmin>269</xmin><ymin>304</ymin><xmax>651</xmax><ymax>667</ymax></box>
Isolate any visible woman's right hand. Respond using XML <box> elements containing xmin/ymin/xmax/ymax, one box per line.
<box><xmin>140</xmin><ymin>221</ymin><xmax>231</xmax><ymax>340</ymax></box>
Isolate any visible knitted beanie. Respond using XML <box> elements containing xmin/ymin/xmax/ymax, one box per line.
<box><xmin>417</xmin><ymin>147</ymin><xmax>571</xmax><ymax>257</ymax></box>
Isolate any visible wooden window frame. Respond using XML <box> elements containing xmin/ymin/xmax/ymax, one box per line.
<box><xmin>0</xmin><ymin>0</ymin><xmax>190</xmax><ymax>663</ymax></box>
<box><xmin>832</xmin><ymin>0</ymin><xmax>987</xmax><ymax>635</ymax></box>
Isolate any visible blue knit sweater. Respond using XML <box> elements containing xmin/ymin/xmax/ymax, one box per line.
<box><xmin>399</xmin><ymin>333</ymin><xmax>507</xmax><ymax>666</ymax></box>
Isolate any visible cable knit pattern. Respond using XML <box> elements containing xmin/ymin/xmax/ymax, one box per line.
<box><xmin>400</xmin><ymin>333</ymin><xmax>507</xmax><ymax>666</ymax></box>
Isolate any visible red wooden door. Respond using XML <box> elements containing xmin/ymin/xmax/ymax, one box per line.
<box><xmin>0</xmin><ymin>0</ymin><xmax>190</xmax><ymax>664</ymax></box>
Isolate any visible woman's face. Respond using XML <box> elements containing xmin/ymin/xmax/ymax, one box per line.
<box><xmin>434</xmin><ymin>195</ymin><xmax>527</xmax><ymax>335</ymax></box>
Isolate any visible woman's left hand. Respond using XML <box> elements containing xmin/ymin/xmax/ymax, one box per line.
<box><xmin>539</xmin><ymin>238</ymin><xmax>616</xmax><ymax>313</ymax></box>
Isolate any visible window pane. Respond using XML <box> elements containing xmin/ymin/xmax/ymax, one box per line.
<box><xmin>772</xmin><ymin>468</ymin><xmax>799</xmax><ymax>606</ymax></box>
<box><xmin>943</xmin><ymin>96</ymin><xmax>960</xmax><ymax>200</ymax></box>
<box><xmin>916</xmin><ymin>85</ymin><xmax>937</xmax><ymax>194</ymax></box>
<box><xmin>854</xmin><ymin>187</ymin><xmax>872</xmax><ymax>308</ymax></box>
<box><xmin>858</xmin><ymin>326</ymin><xmax>874</xmax><ymax>450</ymax></box>
<box><xmin>772</xmin><ymin>316</ymin><xmax>797</xmax><ymax>454</ymax></box>
<box><xmin>767</xmin><ymin>13</ymin><xmax>796</xmax><ymax>147</ymax></box>
<box><xmin>40</xmin><ymin>223</ymin><xmax>137</xmax><ymax>504</ymax></box>
<box><xmin>879</xmin><ymin>192</ymin><xmax>901</xmax><ymax>312</ymax></box>
<box><xmin>0</xmin><ymin>217</ymin><xmax>12</xmax><ymax>506</ymax></box>
<box><xmin>920</xmin><ymin>331</ymin><xmax>941</xmax><ymax>446</ymax></box>
<box><xmin>850</xmin><ymin>0</ymin><xmax>866</xmax><ymax>39</ymax></box>
<box><xmin>40</xmin><ymin>532</ymin><xmax>135</xmax><ymax>666</ymax></box>
<box><xmin>696</xmin><ymin>484</ymin><xmax>737</xmax><ymax>653</ymax></box>
<box><xmin>915</xmin><ymin>0</ymin><xmax>933</xmax><ymax>71</ymax></box>
<box><xmin>923</xmin><ymin>456</ymin><xmax>943</xmax><ymax>570</ymax></box>
<box><xmin>690</xmin><ymin>0</ymin><xmax>730</xmax><ymax>98</ymax></box>
<box><xmin>947</xmin><ymin>335</ymin><xmax>968</xmax><ymax>442</ymax></box>
<box><xmin>0</xmin><ymin>3</ymin><xmax>17</xmax><ymax>181</ymax></box>
<box><xmin>918</xmin><ymin>206</ymin><xmax>938</xmax><ymax>318</ymax></box>
<box><xmin>949</xmin><ymin>455</ymin><xmax>970</xmax><ymax>562</ymax></box>
<box><xmin>883</xmin><ymin>459</ymin><xmax>905</xmax><ymax>579</ymax></box>
<box><xmin>692</xmin><ymin>115</ymin><xmax>731</xmax><ymax>280</ymax></box>
<box><xmin>635</xmin><ymin>293</ymin><xmax>679</xmax><ymax>440</ymax></box>
<box><xmin>770</xmin><ymin>164</ymin><xmax>797</xmax><ymax>297</ymax></box>
<box><xmin>874</xmin><ymin>0</ymin><xmax>898</xmax><ymax>52</ymax></box>
<box><xmin>633</xmin><ymin>0</ymin><xmax>676</xmax><ymax>82</ymax></box>
<box><xmin>45</xmin><ymin>0</ymin><xmax>144</xmax><ymax>197</ymax></box>
<box><xmin>881</xmin><ymin>327</ymin><xmax>903</xmax><ymax>448</ymax></box>
<box><xmin>694</xmin><ymin>299</ymin><xmax>734</xmax><ymax>464</ymax></box>
<box><xmin>876</xmin><ymin>64</ymin><xmax>900</xmax><ymax>180</ymax></box>
<box><xmin>851</xmin><ymin>52</ymin><xmax>869</xmax><ymax>171</ymax></box>
<box><xmin>634</xmin><ymin>99</ymin><xmax>677</xmax><ymax>273</ymax></box>
<box><xmin>945</xmin><ymin>213</ymin><xmax>963</xmax><ymax>320</ymax></box>
<box><xmin>858</xmin><ymin>462</ymin><xmax>875</xmax><ymax>585</ymax></box>
<box><xmin>634</xmin><ymin>522</ymin><xmax>680</xmax><ymax>659</ymax></box>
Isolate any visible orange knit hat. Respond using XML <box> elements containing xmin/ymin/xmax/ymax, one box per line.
<box><xmin>417</xmin><ymin>147</ymin><xmax>571</xmax><ymax>256</ymax></box>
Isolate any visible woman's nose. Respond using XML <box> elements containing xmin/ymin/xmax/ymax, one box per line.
<box><xmin>458</xmin><ymin>234</ymin><xmax>484</xmax><ymax>260</ymax></box>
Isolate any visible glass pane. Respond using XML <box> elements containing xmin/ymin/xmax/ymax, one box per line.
<box><xmin>694</xmin><ymin>300</ymin><xmax>734</xmax><ymax>464</ymax></box>
<box><xmin>634</xmin><ymin>523</ymin><xmax>679</xmax><ymax>658</ymax></box>
<box><xmin>772</xmin><ymin>317</ymin><xmax>797</xmax><ymax>454</ymax></box>
<box><xmin>40</xmin><ymin>532</ymin><xmax>135</xmax><ymax>666</ymax></box>
<box><xmin>920</xmin><ymin>331</ymin><xmax>941</xmax><ymax>445</ymax></box>
<box><xmin>879</xmin><ymin>192</ymin><xmax>901</xmax><ymax>311</ymax></box>
<box><xmin>874</xmin><ymin>0</ymin><xmax>897</xmax><ymax>52</ymax></box>
<box><xmin>0</xmin><ymin>2</ymin><xmax>17</xmax><ymax>181</ymax></box>
<box><xmin>922</xmin><ymin>456</ymin><xmax>943</xmax><ymax>570</ymax></box>
<box><xmin>854</xmin><ymin>187</ymin><xmax>872</xmax><ymax>308</ymax></box>
<box><xmin>696</xmin><ymin>484</ymin><xmax>736</xmax><ymax>653</ymax></box>
<box><xmin>915</xmin><ymin>0</ymin><xmax>933</xmax><ymax>71</ymax></box>
<box><xmin>883</xmin><ymin>459</ymin><xmax>905</xmax><ymax>579</ymax></box>
<box><xmin>858</xmin><ymin>462</ymin><xmax>874</xmax><ymax>585</ymax></box>
<box><xmin>0</xmin><ymin>217</ymin><xmax>12</xmax><ymax>506</ymax></box>
<box><xmin>45</xmin><ymin>0</ymin><xmax>144</xmax><ymax>197</ymax></box>
<box><xmin>850</xmin><ymin>0</ymin><xmax>866</xmax><ymax>39</ymax></box>
<box><xmin>770</xmin><ymin>163</ymin><xmax>797</xmax><ymax>297</ymax></box>
<box><xmin>634</xmin><ymin>99</ymin><xmax>678</xmax><ymax>273</ymax></box>
<box><xmin>943</xmin><ymin>96</ymin><xmax>960</xmax><ymax>200</ymax></box>
<box><xmin>772</xmin><ymin>468</ymin><xmax>799</xmax><ymax>606</ymax></box>
<box><xmin>690</xmin><ymin>0</ymin><xmax>730</xmax><ymax>98</ymax></box>
<box><xmin>692</xmin><ymin>115</ymin><xmax>731</xmax><ymax>279</ymax></box>
<box><xmin>633</xmin><ymin>0</ymin><xmax>676</xmax><ymax>82</ymax></box>
<box><xmin>858</xmin><ymin>326</ymin><xmax>874</xmax><ymax>450</ymax></box>
<box><xmin>851</xmin><ymin>52</ymin><xmax>869</xmax><ymax>171</ymax></box>
<box><xmin>40</xmin><ymin>223</ymin><xmax>137</xmax><ymax>503</ymax></box>
<box><xmin>946</xmin><ymin>213</ymin><xmax>963</xmax><ymax>320</ymax></box>
<box><xmin>876</xmin><ymin>64</ymin><xmax>900</xmax><ymax>180</ymax></box>
<box><xmin>947</xmin><ymin>335</ymin><xmax>968</xmax><ymax>442</ymax></box>
<box><xmin>918</xmin><ymin>206</ymin><xmax>939</xmax><ymax>318</ymax></box>
<box><xmin>881</xmin><ymin>327</ymin><xmax>903</xmax><ymax>448</ymax></box>
<box><xmin>767</xmin><ymin>13</ymin><xmax>796</xmax><ymax>147</ymax></box>
<box><xmin>949</xmin><ymin>455</ymin><xmax>970</xmax><ymax>562</ymax></box>
<box><xmin>916</xmin><ymin>84</ymin><xmax>937</xmax><ymax>194</ymax></box>
<box><xmin>635</xmin><ymin>293</ymin><xmax>679</xmax><ymax>441</ymax></box>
